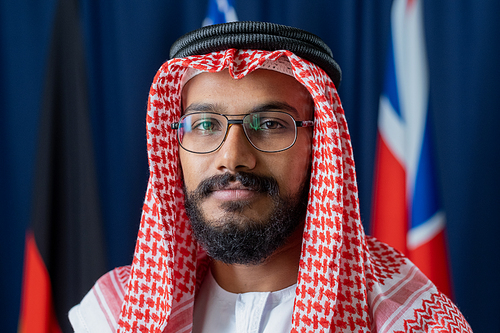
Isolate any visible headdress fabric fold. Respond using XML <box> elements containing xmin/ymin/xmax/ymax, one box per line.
<box><xmin>115</xmin><ymin>48</ymin><xmax>472</xmax><ymax>333</ymax></box>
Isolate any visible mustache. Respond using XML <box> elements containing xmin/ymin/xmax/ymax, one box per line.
<box><xmin>192</xmin><ymin>172</ymin><xmax>280</xmax><ymax>199</ymax></box>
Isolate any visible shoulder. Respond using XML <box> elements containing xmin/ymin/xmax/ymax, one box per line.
<box><xmin>364</xmin><ymin>237</ymin><xmax>472</xmax><ymax>332</ymax></box>
<box><xmin>69</xmin><ymin>266</ymin><xmax>131</xmax><ymax>333</ymax></box>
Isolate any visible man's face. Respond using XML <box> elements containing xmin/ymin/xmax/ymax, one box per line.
<box><xmin>179</xmin><ymin>68</ymin><xmax>314</xmax><ymax>263</ymax></box>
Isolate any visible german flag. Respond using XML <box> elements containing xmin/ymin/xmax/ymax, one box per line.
<box><xmin>18</xmin><ymin>0</ymin><xmax>107</xmax><ymax>331</ymax></box>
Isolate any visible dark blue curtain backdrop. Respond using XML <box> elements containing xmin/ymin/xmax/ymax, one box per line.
<box><xmin>1</xmin><ymin>0</ymin><xmax>498</xmax><ymax>332</ymax></box>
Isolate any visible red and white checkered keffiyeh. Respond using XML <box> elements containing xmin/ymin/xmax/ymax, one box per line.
<box><xmin>71</xmin><ymin>49</ymin><xmax>472</xmax><ymax>333</ymax></box>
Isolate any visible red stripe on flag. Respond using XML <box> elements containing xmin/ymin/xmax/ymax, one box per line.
<box><xmin>408</xmin><ymin>229</ymin><xmax>453</xmax><ymax>298</ymax></box>
<box><xmin>406</xmin><ymin>0</ymin><xmax>416</xmax><ymax>10</ymax></box>
<box><xmin>371</xmin><ymin>133</ymin><xmax>408</xmax><ymax>254</ymax></box>
<box><xmin>18</xmin><ymin>231</ymin><xmax>61</xmax><ymax>333</ymax></box>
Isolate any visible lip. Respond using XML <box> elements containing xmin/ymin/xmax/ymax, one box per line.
<box><xmin>209</xmin><ymin>183</ymin><xmax>259</xmax><ymax>201</ymax></box>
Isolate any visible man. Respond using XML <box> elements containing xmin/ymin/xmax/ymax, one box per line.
<box><xmin>69</xmin><ymin>22</ymin><xmax>472</xmax><ymax>332</ymax></box>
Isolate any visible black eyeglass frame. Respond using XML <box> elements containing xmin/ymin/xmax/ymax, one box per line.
<box><xmin>170</xmin><ymin>111</ymin><xmax>314</xmax><ymax>154</ymax></box>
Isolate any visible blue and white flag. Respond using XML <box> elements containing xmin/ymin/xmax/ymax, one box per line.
<box><xmin>202</xmin><ymin>0</ymin><xmax>238</xmax><ymax>26</ymax></box>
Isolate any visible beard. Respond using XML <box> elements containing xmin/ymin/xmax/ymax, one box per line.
<box><xmin>184</xmin><ymin>172</ymin><xmax>309</xmax><ymax>265</ymax></box>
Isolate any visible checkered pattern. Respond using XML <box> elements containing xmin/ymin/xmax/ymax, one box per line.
<box><xmin>111</xmin><ymin>49</ymin><xmax>472</xmax><ymax>333</ymax></box>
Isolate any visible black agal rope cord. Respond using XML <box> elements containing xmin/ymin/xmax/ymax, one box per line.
<box><xmin>170</xmin><ymin>21</ymin><xmax>342</xmax><ymax>87</ymax></box>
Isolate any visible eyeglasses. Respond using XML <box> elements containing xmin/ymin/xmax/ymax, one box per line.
<box><xmin>170</xmin><ymin>111</ymin><xmax>314</xmax><ymax>154</ymax></box>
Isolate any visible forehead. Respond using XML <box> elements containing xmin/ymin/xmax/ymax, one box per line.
<box><xmin>180</xmin><ymin>69</ymin><xmax>314</xmax><ymax>119</ymax></box>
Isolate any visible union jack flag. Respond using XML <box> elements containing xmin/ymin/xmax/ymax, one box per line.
<box><xmin>371</xmin><ymin>0</ymin><xmax>453</xmax><ymax>298</ymax></box>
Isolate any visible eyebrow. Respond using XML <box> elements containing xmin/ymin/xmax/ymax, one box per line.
<box><xmin>251</xmin><ymin>102</ymin><xmax>300</xmax><ymax>117</ymax></box>
<box><xmin>183</xmin><ymin>102</ymin><xmax>300</xmax><ymax>117</ymax></box>
<box><xmin>183</xmin><ymin>103</ymin><xmax>224</xmax><ymax>114</ymax></box>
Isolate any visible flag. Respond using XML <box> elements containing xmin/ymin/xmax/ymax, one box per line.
<box><xmin>202</xmin><ymin>0</ymin><xmax>238</xmax><ymax>27</ymax></box>
<box><xmin>371</xmin><ymin>0</ymin><xmax>453</xmax><ymax>298</ymax></box>
<box><xmin>18</xmin><ymin>0</ymin><xmax>107</xmax><ymax>332</ymax></box>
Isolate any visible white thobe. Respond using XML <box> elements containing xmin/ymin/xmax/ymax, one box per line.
<box><xmin>192</xmin><ymin>270</ymin><xmax>296</xmax><ymax>333</ymax></box>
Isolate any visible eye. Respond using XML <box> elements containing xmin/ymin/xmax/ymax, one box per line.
<box><xmin>192</xmin><ymin>117</ymin><xmax>223</xmax><ymax>133</ymax></box>
<box><xmin>247</xmin><ymin>116</ymin><xmax>285</xmax><ymax>131</ymax></box>
<box><xmin>260</xmin><ymin>119</ymin><xmax>284</xmax><ymax>130</ymax></box>
<box><xmin>245</xmin><ymin>112</ymin><xmax>294</xmax><ymax>133</ymax></box>
<box><xmin>195</xmin><ymin>120</ymin><xmax>215</xmax><ymax>130</ymax></box>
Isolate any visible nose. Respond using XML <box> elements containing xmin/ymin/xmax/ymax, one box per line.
<box><xmin>214</xmin><ymin>124</ymin><xmax>257</xmax><ymax>172</ymax></box>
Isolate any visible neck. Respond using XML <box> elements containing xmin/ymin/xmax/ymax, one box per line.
<box><xmin>210</xmin><ymin>226</ymin><xmax>303</xmax><ymax>293</ymax></box>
